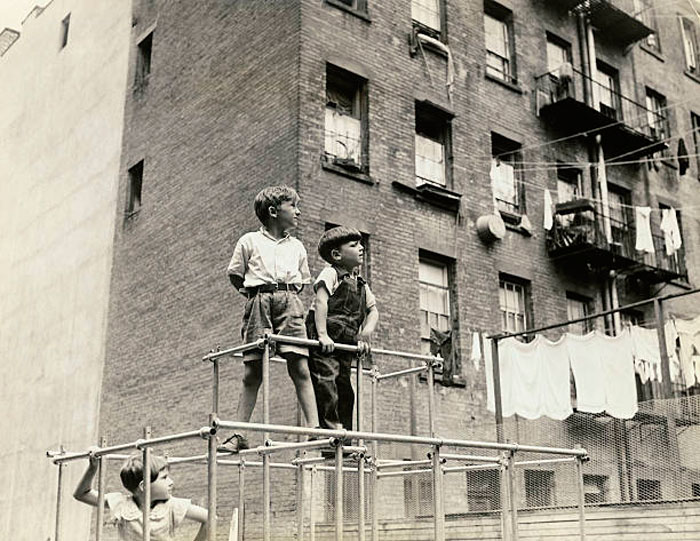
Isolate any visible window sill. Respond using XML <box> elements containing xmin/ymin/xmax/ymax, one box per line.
<box><xmin>684</xmin><ymin>69</ymin><xmax>700</xmax><ymax>85</ymax></box>
<box><xmin>324</xmin><ymin>0</ymin><xmax>371</xmax><ymax>22</ymax></box>
<box><xmin>410</xmin><ymin>25</ymin><xmax>448</xmax><ymax>58</ymax></box>
<box><xmin>485</xmin><ymin>72</ymin><xmax>523</xmax><ymax>94</ymax></box>
<box><xmin>392</xmin><ymin>180</ymin><xmax>461</xmax><ymax>212</ymax></box>
<box><xmin>321</xmin><ymin>157</ymin><xmax>373</xmax><ymax>185</ymax></box>
<box><xmin>639</xmin><ymin>44</ymin><xmax>664</xmax><ymax>62</ymax></box>
<box><xmin>499</xmin><ymin>210</ymin><xmax>533</xmax><ymax>236</ymax></box>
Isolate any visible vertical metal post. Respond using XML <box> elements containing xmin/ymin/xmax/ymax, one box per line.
<box><xmin>213</xmin><ymin>359</ymin><xmax>220</xmax><ymax>414</ymax></box>
<box><xmin>499</xmin><ymin>453</ymin><xmax>510</xmax><ymax>541</ymax></box>
<box><xmin>356</xmin><ymin>356</ymin><xmax>366</xmax><ymax>541</ymax></box>
<box><xmin>335</xmin><ymin>443</ymin><xmax>344</xmax><ymax>541</ymax></box>
<box><xmin>431</xmin><ymin>445</ymin><xmax>445</xmax><ymax>541</ymax></box>
<box><xmin>207</xmin><ymin>414</ymin><xmax>217</xmax><ymax>541</ymax></box>
<box><xmin>427</xmin><ymin>361</ymin><xmax>436</xmax><ymax>437</ymax></box>
<box><xmin>575</xmin><ymin>450</ymin><xmax>586</xmax><ymax>541</ymax></box>
<box><xmin>297</xmin><ymin>463</ymin><xmax>305</xmax><ymax>541</ymax></box>
<box><xmin>309</xmin><ymin>466</ymin><xmax>316</xmax><ymax>541</ymax></box>
<box><xmin>370</xmin><ymin>371</ymin><xmax>379</xmax><ymax>541</ymax></box>
<box><xmin>491</xmin><ymin>339</ymin><xmax>505</xmax><ymax>442</ymax></box>
<box><xmin>506</xmin><ymin>451</ymin><xmax>518</xmax><ymax>541</ymax></box>
<box><xmin>54</xmin><ymin>459</ymin><xmax>65</xmax><ymax>541</ymax></box>
<box><xmin>96</xmin><ymin>436</ymin><xmax>107</xmax><ymax>541</ymax></box>
<box><xmin>238</xmin><ymin>461</ymin><xmax>246</xmax><ymax>541</ymax></box>
<box><xmin>142</xmin><ymin>426</ymin><xmax>152</xmax><ymax>541</ymax></box>
<box><xmin>262</xmin><ymin>338</ymin><xmax>271</xmax><ymax>541</ymax></box>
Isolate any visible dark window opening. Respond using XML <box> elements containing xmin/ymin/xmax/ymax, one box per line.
<box><xmin>127</xmin><ymin>161</ymin><xmax>144</xmax><ymax>215</ymax></box>
<box><xmin>491</xmin><ymin>133</ymin><xmax>524</xmax><ymax>217</ymax></box>
<box><xmin>135</xmin><ymin>32</ymin><xmax>153</xmax><ymax>88</ymax></box>
<box><xmin>583</xmin><ymin>474</ymin><xmax>608</xmax><ymax>504</ymax></box>
<box><xmin>484</xmin><ymin>1</ymin><xmax>516</xmax><ymax>84</ymax></box>
<box><xmin>404</xmin><ymin>472</ymin><xmax>433</xmax><ymax>517</ymax></box>
<box><xmin>467</xmin><ymin>469</ymin><xmax>500</xmax><ymax>511</ymax></box>
<box><xmin>525</xmin><ymin>470</ymin><xmax>555</xmax><ymax>508</ymax></box>
<box><xmin>60</xmin><ymin>14</ymin><xmax>70</xmax><ymax>48</ymax></box>
<box><xmin>637</xmin><ymin>478</ymin><xmax>662</xmax><ymax>501</ymax></box>
<box><xmin>415</xmin><ymin>102</ymin><xmax>452</xmax><ymax>189</ymax></box>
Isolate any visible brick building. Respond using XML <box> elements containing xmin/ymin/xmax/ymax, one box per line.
<box><xmin>3</xmin><ymin>0</ymin><xmax>700</xmax><ymax>539</ymax></box>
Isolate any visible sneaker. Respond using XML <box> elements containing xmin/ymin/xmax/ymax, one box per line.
<box><xmin>217</xmin><ymin>433</ymin><xmax>250</xmax><ymax>454</ymax></box>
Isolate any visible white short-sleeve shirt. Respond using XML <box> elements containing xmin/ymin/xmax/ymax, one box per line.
<box><xmin>227</xmin><ymin>228</ymin><xmax>311</xmax><ymax>288</ymax></box>
<box><xmin>105</xmin><ymin>492</ymin><xmax>191</xmax><ymax>541</ymax></box>
<box><xmin>312</xmin><ymin>266</ymin><xmax>376</xmax><ymax>312</ymax></box>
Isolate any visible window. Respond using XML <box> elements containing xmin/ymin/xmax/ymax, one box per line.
<box><xmin>415</xmin><ymin>102</ymin><xmax>451</xmax><ymax>188</ymax></box>
<box><xmin>419</xmin><ymin>258</ymin><xmax>452</xmax><ymax>355</ymax></box>
<box><xmin>525</xmin><ymin>470</ymin><xmax>555</xmax><ymax>508</ymax></box>
<box><xmin>658</xmin><ymin>204</ymin><xmax>685</xmax><ymax>276</ymax></box>
<box><xmin>692</xmin><ymin>483</ymin><xmax>700</xmax><ymax>498</ymax></box>
<box><xmin>467</xmin><ymin>470</ymin><xmax>500</xmax><ymax>511</ymax></box>
<box><xmin>556</xmin><ymin>164</ymin><xmax>582</xmax><ymax>203</ymax></box>
<box><xmin>583</xmin><ymin>474</ymin><xmax>608</xmax><ymax>504</ymax></box>
<box><xmin>325</xmin><ymin>65</ymin><xmax>368</xmax><ymax>173</ymax></box>
<box><xmin>645</xmin><ymin>88</ymin><xmax>669</xmax><ymax>141</ymax></box>
<box><xmin>637</xmin><ymin>478</ymin><xmax>662</xmax><ymax>501</ymax></box>
<box><xmin>404</xmin><ymin>472</ymin><xmax>433</xmax><ymax>517</ymax></box>
<box><xmin>680</xmin><ymin>16</ymin><xmax>699</xmax><ymax>75</ymax></box>
<box><xmin>327</xmin><ymin>0</ymin><xmax>367</xmax><ymax>14</ymax></box>
<box><xmin>325</xmin><ymin>471</ymin><xmax>370</xmax><ymax>520</ymax></box>
<box><xmin>607</xmin><ymin>185</ymin><xmax>631</xmax><ymax>255</ymax></box>
<box><xmin>692</xmin><ymin>113</ymin><xmax>700</xmax><ymax>177</ymax></box>
<box><xmin>60</xmin><ymin>14</ymin><xmax>70</xmax><ymax>48</ymax></box>
<box><xmin>621</xmin><ymin>309</ymin><xmax>643</xmax><ymax>327</ymax></box>
<box><xmin>566</xmin><ymin>293</ymin><xmax>593</xmax><ymax>335</ymax></box>
<box><xmin>484</xmin><ymin>3</ymin><xmax>516</xmax><ymax>84</ymax></box>
<box><xmin>595</xmin><ymin>61</ymin><xmax>620</xmax><ymax>120</ymax></box>
<box><xmin>412</xmin><ymin>0</ymin><xmax>442</xmax><ymax>38</ymax></box>
<box><xmin>135</xmin><ymin>32</ymin><xmax>153</xmax><ymax>87</ymax></box>
<box><xmin>634</xmin><ymin>0</ymin><xmax>660</xmax><ymax>52</ymax></box>
<box><xmin>499</xmin><ymin>275</ymin><xmax>530</xmax><ymax>334</ymax></box>
<box><xmin>491</xmin><ymin>133</ymin><xmax>524</xmax><ymax>216</ymax></box>
<box><xmin>127</xmin><ymin>160</ymin><xmax>144</xmax><ymax>215</ymax></box>
<box><xmin>546</xmin><ymin>33</ymin><xmax>571</xmax><ymax>76</ymax></box>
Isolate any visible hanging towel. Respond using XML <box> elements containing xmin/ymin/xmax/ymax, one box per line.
<box><xmin>567</xmin><ymin>330</ymin><xmax>637</xmax><ymax>419</ymax></box>
<box><xmin>543</xmin><ymin>189</ymin><xmax>554</xmax><ymax>231</ymax></box>
<box><xmin>675</xmin><ymin>315</ymin><xmax>700</xmax><ymax>388</ymax></box>
<box><xmin>485</xmin><ymin>337</ymin><xmax>495</xmax><ymax>411</ymax></box>
<box><xmin>678</xmin><ymin>138</ymin><xmax>690</xmax><ymax>176</ymax></box>
<box><xmin>660</xmin><ymin>207</ymin><xmax>682</xmax><ymax>256</ymax></box>
<box><xmin>630</xmin><ymin>325</ymin><xmax>662</xmax><ymax>383</ymax></box>
<box><xmin>470</xmin><ymin>332</ymin><xmax>481</xmax><ymax>371</ymax></box>
<box><xmin>490</xmin><ymin>336</ymin><xmax>573</xmax><ymax>420</ymax></box>
<box><xmin>635</xmin><ymin>207</ymin><xmax>655</xmax><ymax>254</ymax></box>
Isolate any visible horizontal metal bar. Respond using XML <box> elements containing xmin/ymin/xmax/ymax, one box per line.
<box><xmin>292</xmin><ymin>456</ymin><xmax>327</xmax><ymax>465</ymax></box>
<box><xmin>437</xmin><ymin>453</ymin><xmax>501</xmax><ymax>463</ymax></box>
<box><xmin>376</xmin><ymin>459</ymin><xmax>433</xmax><ymax>470</ymax></box>
<box><xmin>513</xmin><ymin>457</ymin><xmax>577</xmax><ymax>467</ymax></box>
<box><xmin>443</xmin><ymin>464</ymin><xmax>500</xmax><ymax>473</ymax></box>
<box><xmin>215</xmin><ymin>420</ymin><xmax>587</xmax><ymax>457</ymax></box>
<box><xmin>259</xmin><ymin>438</ymin><xmax>335</xmax><ymax>454</ymax></box>
<box><xmin>378</xmin><ymin>468</ymin><xmax>433</xmax><ymax>479</ymax></box>
<box><xmin>202</xmin><ymin>340</ymin><xmax>265</xmax><ymax>361</ymax></box>
<box><xmin>376</xmin><ymin>366</ymin><xmax>428</xmax><ymax>381</ymax></box>
<box><xmin>217</xmin><ymin>460</ymin><xmax>298</xmax><ymax>470</ymax></box>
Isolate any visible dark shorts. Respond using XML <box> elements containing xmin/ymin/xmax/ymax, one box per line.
<box><xmin>241</xmin><ymin>290</ymin><xmax>308</xmax><ymax>361</ymax></box>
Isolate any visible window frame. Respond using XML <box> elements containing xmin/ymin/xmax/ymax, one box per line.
<box><xmin>135</xmin><ymin>31</ymin><xmax>153</xmax><ymax>89</ymax></box>
<box><xmin>404</xmin><ymin>471</ymin><xmax>433</xmax><ymax>517</ymax></box>
<box><xmin>466</xmin><ymin>469</ymin><xmax>501</xmax><ymax>511</ymax></box>
<box><xmin>491</xmin><ymin>132</ymin><xmax>525</xmax><ymax>218</ymax></box>
<box><xmin>484</xmin><ymin>2</ymin><xmax>516</xmax><ymax>85</ymax></box>
<box><xmin>680</xmin><ymin>16</ymin><xmax>699</xmax><ymax>75</ymax></box>
<box><xmin>607</xmin><ymin>184</ymin><xmax>632</xmax><ymax>255</ymax></box>
<box><xmin>323</xmin><ymin>64</ymin><xmax>369</xmax><ymax>176</ymax></box>
<box><xmin>583</xmin><ymin>474</ymin><xmax>608</xmax><ymax>504</ymax></box>
<box><xmin>545</xmin><ymin>32</ymin><xmax>572</xmax><ymax>76</ymax></box>
<box><xmin>415</xmin><ymin>102</ymin><xmax>453</xmax><ymax>189</ymax></box>
<box><xmin>566</xmin><ymin>292</ymin><xmax>593</xmax><ymax>335</ymax></box>
<box><xmin>645</xmin><ymin>87</ymin><xmax>670</xmax><ymax>142</ymax></box>
<box><xmin>418</xmin><ymin>255</ymin><xmax>453</xmax><ymax>355</ymax></box>
<box><xmin>524</xmin><ymin>469</ymin><xmax>555</xmax><ymax>508</ymax></box>
<box><xmin>594</xmin><ymin>60</ymin><xmax>621</xmax><ymax>120</ymax></box>
<box><xmin>325</xmin><ymin>0</ymin><xmax>369</xmax><ymax>18</ymax></box>
<box><xmin>126</xmin><ymin>160</ymin><xmax>144</xmax><ymax>216</ymax></box>
<box><xmin>634</xmin><ymin>0</ymin><xmax>661</xmax><ymax>53</ymax></box>
<box><xmin>637</xmin><ymin>478</ymin><xmax>662</xmax><ymax>501</ymax></box>
<box><xmin>411</xmin><ymin>0</ymin><xmax>446</xmax><ymax>42</ymax></box>
<box><xmin>498</xmin><ymin>274</ymin><xmax>531</xmax><ymax>335</ymax></box>
<box><xmin>658</xmin><ymin>203</ymin><xmax>686</xmax><ymax>277</ymax></box>
<box><xmin>60</xmin><ymin>14</ymin><xmax>71</xmax><ymax>49</ymax></box>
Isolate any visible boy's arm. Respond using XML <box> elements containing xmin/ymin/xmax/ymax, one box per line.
<box><xmin>357</xmin><ymin>306</ymin><xmax>379</xmax><ymax>354</ymax></box>
<box><xmin>185</xmin><ymin>503</ymin><xmax>208</xmax><ymax>523</ymax></box>
<box><xmin>229</xmin><ymin>273</ymin><xmax>245</xmax><ymax>294</ymax></box>
<box><xmin>314</xmin><ymin>286</ymin><xmax>335</xmax><ymax>353</ymax></box>
<box><xmin>73</xmin><ymin>454</ymin><xmax>100</xmax><ymax>507</ymax></box>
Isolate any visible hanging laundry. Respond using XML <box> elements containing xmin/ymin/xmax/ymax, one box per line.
<box><xmin>675</xmin><ymin>315</ymin><xmax>700</xmax><ymax>388</ymax></box>
<box><xmin>567</xmin><ymin>329</ymin><xmax>637</xmax><ymax>419</ymax></box>
<box><xmin>660</xmin><ymin>207</ymin><xmax>682</xmax><ymax>256</ymax></box>
<box><xmin>678</xmin><ymin>138</ymin><xmax>690</xmax><ymax>176</ymax></box>
<box><xmin>630</xmin><ymin>325</ymin><xmax>663</xmax><ymax>383</ymax></box>
<box><xmin>635</xmin><ymin>206</ymin><xmax>655</xmax><ymax>254</ymax></box>
<box><xmin>543</xmin><ymin>189</ymin><xmax>554</xmax><ymax>231</ymax></box>
<box><xmin>429</xmin><ymin>328</ymin><xmax>459</xmax><ymax>385</ymax></box>
<box><xmin>470</xmin><ymin>331</ymin><xmax>481</xmax><ymax>371</ymax></box>
<box><xmin>487</xmin><ymin>336</ymin><xmax>573</xmax><ymax>421</ymax></box>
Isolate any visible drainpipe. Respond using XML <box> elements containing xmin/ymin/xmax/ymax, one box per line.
<box><xmin>586</xmin><ymin>20</ymin><xmax>599</xmax><ymax>110</ymax></box>
<box><xmin>577</xmin><ymin>12</ymin><xmax>592</xmax><ymax>105</ymax></box>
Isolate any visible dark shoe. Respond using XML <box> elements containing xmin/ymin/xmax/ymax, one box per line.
<box><xmin>217</xmin><ymin>433</ymin><xmax>250</xmax><ymax>454</ymax></box>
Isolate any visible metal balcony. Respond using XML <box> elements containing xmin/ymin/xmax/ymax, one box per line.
<box><xmin>546</xmin><ymin>199</ymin><xmax>687</xmax><ymax>283</ymax></box>
<box><xmin>535</xmin><ymin>68</ymin><xmax>668</xmax><ymax>159</ymax></box>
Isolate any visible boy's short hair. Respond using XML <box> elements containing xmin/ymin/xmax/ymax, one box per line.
<box><xmin>119</xmin><ymin>454</ymin><xmax>168</xmax><ymax>493</ymax></box>
<box><xmin>254</xmin><ymin>185</ymin><xmax>300</xmax><ymax>224</ymax></box>
<box><xmin>318</xmin><ymin>226</ymin><xmax>362</xmax><ymax>264</ymax></box>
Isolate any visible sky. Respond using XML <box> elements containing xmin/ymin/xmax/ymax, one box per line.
<box><xmin>0</xmin><ymin>0</ymin><xmax>46</xmax><ymax>31</ymax></box>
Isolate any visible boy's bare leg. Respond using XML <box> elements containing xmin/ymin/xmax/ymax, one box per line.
<box><xmin>236</xmin><ymin>361</ymin><xmax>263</xmax><ymax>422</ymax></box>
<box><xmin>285</xmin><ymin>353</ymin><xmax>320</xmax><ymax>427</ymax></box>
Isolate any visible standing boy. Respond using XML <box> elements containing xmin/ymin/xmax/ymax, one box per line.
<box><xmin>219</xmin><ymin>185</ymin><xmax>319</xmax><ymax>453</ymax></box>
<box><xmin>306</xmin><ymin>226</ymin><xmax>379</xmax><ymax>432</ymax></box>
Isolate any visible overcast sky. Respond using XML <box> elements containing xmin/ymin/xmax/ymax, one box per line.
<box><xmin>0</xmin><ymin>1</ymin><xmax>46</xmax><ymax>31</ymax></box>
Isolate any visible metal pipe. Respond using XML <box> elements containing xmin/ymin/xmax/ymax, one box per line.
<box><xmin>335</xmin><ymin>444</ymin><xmax>344</xmax><ymax>541</ymax></box>
<box><xmin>506</xmin><ymin>451</ymin><xmax>518</xmax><ymax>541</ymax></box>
<box><xmin>213</xmin><ymin>359</ymin><xmax>220</xmax><ymax>414</ymax></box>
<box><xmin>432</xmin><ymin>446</ymin><xmax>445</xmax><ymax>541</ymax></box>
<box><xmin>428</xmin><ymin>361</ymin><xmax>436</xmax><ymax>437</ymax></box>
<box><xmin>370</xmin><ymin>372</ymin><xmax>378</xmax><ymax>541</ymax></box>
<box><xmin>215</xmin><ymin>420</ymin><xmax>588</xmax><ymax>456</ymax></box>
<box><xmin>54</xmin><ymin>459</ymin><xmax>64</xmax><ymax>541</ymax></box>
<box><xmin>142</xmin><ymin>426</ymin><xmax>152</xmax><ymax>541</ymax></box>
<box><xmin>439</xmin><ymin>453</ymin><xmax>500</xmax><ymax>463</ymax></box>
<box><xmin>512</xmin><ymin>457</ymin><xmax>578</xmax><ymax>467</ymax></box>
<box><xmin>377</xmin><ymin>468</ymin><xmax>432</xmax><ymax>479</ymax></box>
<box><xmin>264</xmin><ymin>438</ymin><xmax>335</xmax><ymax>452</ymax></box>
<box><xmin>491</xmin><ymin>339</ymin><xmax>505</xmax><ymax>443</ymax></box>
<box><xmin>377</xmin><ymin>459</ymin><xmax>433</xmax><ymax>470</ymax></box>
<box><xmin>207</xmin><ymin>414</ymin><xmax>217</xmax><ymax>541</ymax></box>
<box><xmin>575</xmin><ymin>453</ymin><xmax>586</xmax><ymax>541</ymax></box>
<box><xmin>443</xmin><ymin>464</ymin><xmax>501</xmax><ymax>473</ymax></box>
<box><xmin>293</xmin><ymin>456</ymin><xmax>328</xmax><ymax>465</ymax></box>
<box><xmin>238</xmin><ymin>461</ymin><xmax>245</xmax><ymax>541</ymax></box>
<box><xmin>297</xmin><ymin>463</ymin><xmax>305</xmax><ymax>541</ymax></box>
<box><xmin>375</xmin><ymin>365</ymin><xmax>427</xmax><ymax>381</ymax></box>
<box><xmin>655</xmin><ymin>298</ymin><xmax>673</xmax><ymax>397</ymax></box>
<box><xmin>309</xmin><ymin>466</ymin><xmax>316</xmax><ymax>541</ymax></box>
<box><xmin>262</xmin><ymin>338</ymin><xmax>271</xmax><ymax>541</ymax></box>
<box><xmin>96</xmin><ymin>436</ymin><xmax>107</xmax><ymax>541</ymax></box>
<box><xmin>202</xmin><ymin>339</ymin><xmax>265</xmax><ymax>361</ymax></box>
<box><xmin>499</xmin><ymin>453</ymin><xmax>510</xmax><ymax>541</ymax></box>
<box><xmin>356</xmin><ymin>355</ymin><xmax>365</xmax><ymax>541</ymax></box>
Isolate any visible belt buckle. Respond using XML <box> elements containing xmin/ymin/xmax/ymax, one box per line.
<box><xmin>273</xmin><ymin>282</ymin><xmax>280</xmax><ymax>291</ymax></box>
